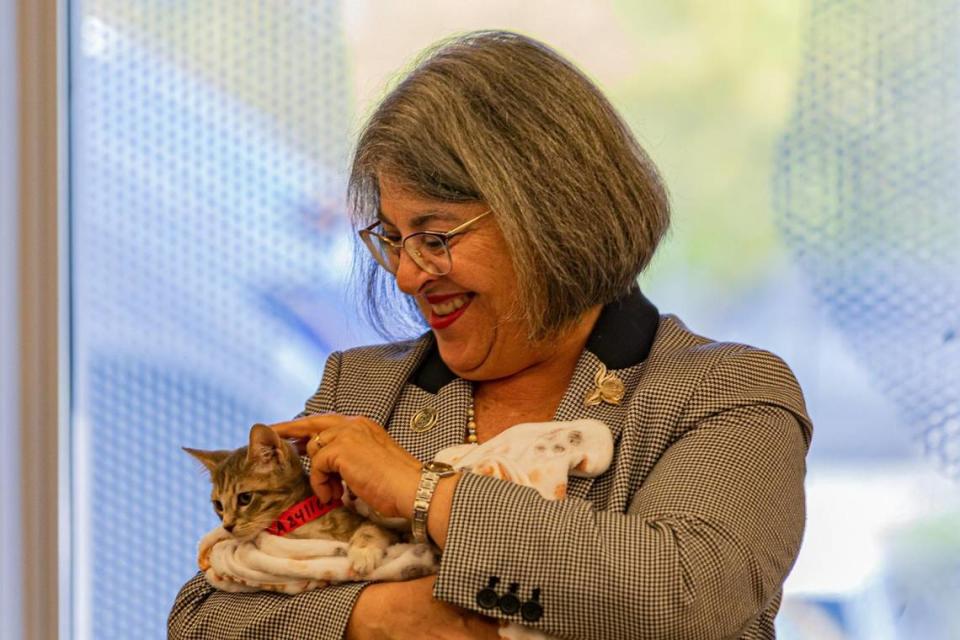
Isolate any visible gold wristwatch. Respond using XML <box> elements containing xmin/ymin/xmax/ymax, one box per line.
<box><xmin>411</xmin><ymin>461</ymin><xmax>456</xmax><ymax>544</ymax></box>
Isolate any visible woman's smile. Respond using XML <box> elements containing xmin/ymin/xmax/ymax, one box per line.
<box><xmin>425</xmin><ymin>292</ymin><xmax>474</xmax><ymax>329</ymax></box>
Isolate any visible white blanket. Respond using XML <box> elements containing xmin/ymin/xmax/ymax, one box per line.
<box><xmin>199</xmin><ymin>419</ymin><xmax>613</xmax><ymax>636</ymax></box>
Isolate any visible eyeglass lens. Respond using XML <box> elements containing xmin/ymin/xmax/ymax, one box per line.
<box><xmin>371</xmin><ymin>233</ymin><xmax>451</xmax><ymax>276</ymax></box>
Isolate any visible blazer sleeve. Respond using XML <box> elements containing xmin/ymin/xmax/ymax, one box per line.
<box><xmin>433</xmin><ymin>348</ymin><xmax>812</xmax><ymax>640</ymax></box>
<box><xmin>168</xmin><ymin>351</ymin><xmax>370</xmax><ymax>640</ymax></box>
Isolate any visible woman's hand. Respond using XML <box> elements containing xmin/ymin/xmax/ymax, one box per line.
<box><xmin>346</xmin><ymin>576</ymin><xmax>501</xmax><ymax>640</ymax></box>
<box><xmin>271</xmin><ymin>414</ymin><xmax>422</xmax><ymax>519</ymax></box>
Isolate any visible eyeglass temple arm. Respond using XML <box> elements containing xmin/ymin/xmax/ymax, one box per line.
<box><xmin>445</xmin><ymin>209</ymin><xmax>492</xmax><ymax>237</ymax></box>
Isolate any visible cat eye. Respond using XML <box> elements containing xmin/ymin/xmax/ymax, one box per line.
<box><xmin>212</xmin><ymin>500</ymin><xmax>223</xmax><ymax>512</ymax></box>
<box><xmin>237</xmin><ymin>492</ymin><xmax>253</xmax><ymax>506</ymax></box>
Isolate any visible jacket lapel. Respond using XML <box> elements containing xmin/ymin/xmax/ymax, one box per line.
<box><xmin>555</xmin><ymin>288</ymin><xmax>659</xmax><ymax>499</ymax></box>
<box><xmin>336</xmin><ymin>333</ymin><xmax>434</xmax><ymax>427</ymax></box>
<box><xmin>554</xmin><ymin>351</ymin><xmax>635</xmax><ymax>500</ymax></box>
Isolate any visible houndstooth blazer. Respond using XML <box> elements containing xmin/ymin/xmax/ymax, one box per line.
<box><xmin>169</xmin><ymin>289</ymin><xmax>812</xmax><ymax>640</ymax></box>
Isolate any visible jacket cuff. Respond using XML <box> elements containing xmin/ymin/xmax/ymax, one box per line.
<box><xmin>433</xmin><ymin>472</ymin><xmax>556</xmax><ymax>624</ymax></box>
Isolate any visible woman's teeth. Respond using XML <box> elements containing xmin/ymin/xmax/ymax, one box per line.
<box><xmin>431</xmin><ymin>295</ymin><xmax>470</xmax><ymax>316</ymax></box>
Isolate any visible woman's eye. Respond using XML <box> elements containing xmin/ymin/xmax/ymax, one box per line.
<box><xmin>237</xmin><ymin>492</ymin><xmax>253</xmax><ymax>506</ymax></box>
<box><xmin>421</xmin><ymin>236</ymin><xmax>445</xmax><ymax>250</ymax></box>
<box><xmin>212</xmin><ymin>500</ymin><xmax>223</xmax><ymax>512</ymax></box>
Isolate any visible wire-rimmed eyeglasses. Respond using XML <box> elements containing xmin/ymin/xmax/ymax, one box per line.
<box><xmin>358</xmin><ymin>210</ymin><xmax>492</xmax><ymax>276</ymax></box>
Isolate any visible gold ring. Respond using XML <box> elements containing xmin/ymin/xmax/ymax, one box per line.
<box><xmin>310</xmin><ymin>434</ymin><xmax>324</xmax><ymax>449</ymax></box>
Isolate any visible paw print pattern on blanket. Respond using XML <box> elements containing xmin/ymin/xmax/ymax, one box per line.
<box><xmin>435</xmin><ymin>418</ymin><xmax>613</xmax><ymax>500</ymax></box>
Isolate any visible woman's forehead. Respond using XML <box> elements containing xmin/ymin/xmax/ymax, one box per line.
<box><xmin>376</xmin><ymin>173</ymin><xmax>487</xmax><ymax>229</ymax></box>
<box><xmin>376</xmin><ymin>208</ymin><xmax>460</xmax><ymax>228</ymax></box>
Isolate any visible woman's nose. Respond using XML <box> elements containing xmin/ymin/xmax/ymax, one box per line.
<box><xmin>394</xmin><ymin>250</ymin><xmax>436</xmax><ymax>295</ymax></box>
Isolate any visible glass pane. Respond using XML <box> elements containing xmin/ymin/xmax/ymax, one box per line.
<box><xmin>70</xmin><ymin>1</ymin><xmax>371</xmax><ymax>637</ymax></box>
<box><xmin>69</xmin><ymin>2</ymin><xmax>960</xmax><ymax>639</ymax></box>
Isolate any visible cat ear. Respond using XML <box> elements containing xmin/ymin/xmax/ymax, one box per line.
<box><xmin>247</xmin><ymin>423</ymin><xmax>289</xmax><ymax>468</ymax></box>
<box><xmin>182</xmin><ymin>447</ymin><xmax>230</xmax><ymax>475</ymax></box>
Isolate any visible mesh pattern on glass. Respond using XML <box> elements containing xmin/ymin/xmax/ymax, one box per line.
<box><xmin>72</xmin><ymin>2</ymin><xmax>358</xmax><ymax>636</ymax></box>
<box><xmin>773</xmin><ymin>1</ymin><xmax>960</xmax><ymax>477</ymax></box>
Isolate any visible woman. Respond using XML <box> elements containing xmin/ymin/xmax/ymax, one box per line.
<box><xmin>169</xmin><ymin>31</ymin><xmax>811</xmax><ymax>640</ymax></box>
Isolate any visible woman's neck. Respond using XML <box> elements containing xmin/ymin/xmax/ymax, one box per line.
<box><xmin>472</xmin><ymin>305</ymin><xmax>601</xmax><ymax>437</ymax></box>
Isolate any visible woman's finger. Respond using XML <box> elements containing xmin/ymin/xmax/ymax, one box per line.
<box><xmin>305</xmin><ymin>432</ymin><xmax>328</xmax><ymax>458</ymax></box>
<box><xmin>271</xmin><ymin>414</ymin><xmax>343</xmax><ymax>438</ymax></box>
<box><xmin>309</xmin><ymin>462</ymin><xmax>343</xmax><ymax>504</ymax></box>
<box><xmin>308</xmin><ymin>439</ymin><xmax>346</xmax><ymax>504</ymax></box>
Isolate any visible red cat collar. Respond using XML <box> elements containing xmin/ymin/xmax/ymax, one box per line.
<box><xmin>265</xmin><ymin>495</ymin><xmax>343</xmax><ymax>536</ymax></box>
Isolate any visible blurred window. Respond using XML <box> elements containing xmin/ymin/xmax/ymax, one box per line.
<box><xmin>69</xmin><ymin>2</ymin><xmax>960</xmax><ymax>638</ymax></box>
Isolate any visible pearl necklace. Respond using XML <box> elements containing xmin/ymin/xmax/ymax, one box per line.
<box><xmin>466</xmin><ymin>397</ymin><xmax>478</xmax><ymax>444</ymax></box>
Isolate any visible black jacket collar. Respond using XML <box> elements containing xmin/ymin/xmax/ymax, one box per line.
<box><xmin>412</xmin><ymin>288</ymin><xmax>660</xmax><ymax>393</ymax></box>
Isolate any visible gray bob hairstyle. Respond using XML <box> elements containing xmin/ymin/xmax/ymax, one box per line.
<box><xmin>348</xmin><ymin>30</ymin><xmax>670</xmax><ymax>341</ymax></box>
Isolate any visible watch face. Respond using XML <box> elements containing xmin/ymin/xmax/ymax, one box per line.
<box><xmin>425</xmin><ymin>461</ymin><xmax>454</xmax><ymax>474</ymax></box>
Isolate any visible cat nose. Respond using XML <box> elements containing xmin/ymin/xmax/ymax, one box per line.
<box><xmin>223</xmin><ymin>523</ymin><xmax>235</xmax><ymax>533</ymax></box>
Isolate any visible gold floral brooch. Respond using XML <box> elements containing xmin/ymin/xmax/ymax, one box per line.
<box><xmin>583</xmin><ymin>363</ymin><xmax>625</xmax><ymax>407</ymax></box>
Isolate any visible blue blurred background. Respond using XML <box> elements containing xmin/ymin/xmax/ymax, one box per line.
<box><xmin>67</xmin><ymin>1</ymin><xmax>960</xmax><ymax>638</ymax></box>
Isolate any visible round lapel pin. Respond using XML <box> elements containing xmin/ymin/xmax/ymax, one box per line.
<box><xmin>410</xmin><ymin>407</ymin><xmax>439</xmax><ymax>433</ymax></box>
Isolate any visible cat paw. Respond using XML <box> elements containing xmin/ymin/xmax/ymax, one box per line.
<box><xmin>400</xmin><ymin>564</ymin><xmax>433</xmax><ymax>579</ymax></box>
<box><xmin>348</xmin><ymin>545</ymin><xmax>385</xmax><ymax>576</ymax></box>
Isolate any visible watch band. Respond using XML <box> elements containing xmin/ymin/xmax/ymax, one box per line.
<box><xmin>411</xmin><ymin>461</ymin><xmax>455</xmax><ymax>544</ymax></box>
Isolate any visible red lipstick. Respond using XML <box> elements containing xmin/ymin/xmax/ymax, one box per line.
<box><xmin>425</xmin><ymin>293</ymin><xmax>473</xmax><ymax>330</ymax></box>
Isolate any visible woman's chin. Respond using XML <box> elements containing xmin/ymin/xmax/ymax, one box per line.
<box><xmin>434</xmin><ymin>338</ymin><xmax>484</xmax><ymax>377</ymax></box>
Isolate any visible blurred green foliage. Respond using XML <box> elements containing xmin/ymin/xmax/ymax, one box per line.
<box><xmin>607</xmin><ymin>1</ymin><xmax>804</xmax><ymax>290</ymax></box>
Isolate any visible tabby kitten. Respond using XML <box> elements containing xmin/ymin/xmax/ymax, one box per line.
<box><xmin>184</xmin><ymin>423</ymin><xmax>397</xmax><ymax>575</ymax></box>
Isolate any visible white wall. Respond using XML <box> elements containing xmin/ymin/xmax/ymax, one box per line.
<box><xmin>0</xmin><ymin>0</ymin><xmax>22</xmax><ymax>636</ymax></box>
